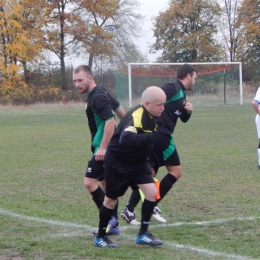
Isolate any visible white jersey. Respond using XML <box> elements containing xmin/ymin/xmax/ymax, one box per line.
<box><xmin>253</xmin><ymin>86</ymin><xmax>260</xmax><ymax>104</ymax></box>
<box><xmin>253</xmin><ymin>87</ymin><xmax>260</xmax><ymax>139</ymax></box>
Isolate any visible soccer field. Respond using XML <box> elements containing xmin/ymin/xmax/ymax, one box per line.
<box><xmin>1</xmin><ymin>102</ymin><xmax>260</xmax><ymax>260</ymax></box>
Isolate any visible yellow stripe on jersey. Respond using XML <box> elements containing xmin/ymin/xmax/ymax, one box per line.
<box><xmin>125</xmin><ymin>126</ymin><xmax>137</xmax><ymax>133</ymax></box>
<box><xmin>132</xmin><ymin>107</ymin><xmax>143</xmax><ymax>129</ymax></box>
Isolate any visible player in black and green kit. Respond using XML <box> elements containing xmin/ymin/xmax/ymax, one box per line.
<box><xmin>73</xmin><ymin>65</ymin><xmax>125</xmax><ymax>235</ymax></box>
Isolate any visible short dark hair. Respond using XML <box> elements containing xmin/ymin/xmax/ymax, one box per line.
<box><xmin>177</xmin><ymin>64</ymin><xmax>197</xmax><ymax>80</ymax></box>
<box><xmin>73</xmin><ymin>65</ymin><xmax>93</xmax><ymax>76</ymax></box>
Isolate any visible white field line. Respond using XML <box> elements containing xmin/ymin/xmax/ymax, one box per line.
<box><xmin>0</xmin><ymin>208</ymin><xmax>257</xmax><ymax>260</ymax></box>
<box><xmin>152</xmin><ymin>216</ymin><xmax>260</xmax><ymax>228</ymax></box>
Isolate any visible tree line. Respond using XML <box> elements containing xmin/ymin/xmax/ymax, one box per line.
<box><xmin>0</xmin><ymin>0</ymin><xmax>259</xmax><ymax>104</ymax></box>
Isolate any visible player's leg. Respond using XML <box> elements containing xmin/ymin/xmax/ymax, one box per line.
<box><xmin>120</xmin><ymin>168</ymin><xmax>161</xmax><ymax>225</ymax></box>
<box><xmin>136</xmin><ymin>182</ymin><xmax>162</xmax><ymax>246</ymax></box>
<box><xmin>94</xmin><ymin>196</ymin><xmax>118</xmax><ymax>248</ymax></box>
<box><xmin>120</xmin><ymin>189</ymin><xmax>141</xmax><ymax>225</ymax></box>
<box><xmin>158</xmin><ymin>164</ymin><xmax>180</xmax><ymax>199</ymax></box>
<box><xmin>148</xmin><ymin>133</ymin><xmax>174</xmax><ymax>223</ymax></box>
<box><xmin>84</xmin><ymin>157</ymin><xmax>119</xmax><ymax>235</ymax></box>
<box><xmin>98</xmin><ymin>178</ymin><xmax>120</xmax><ymax>234</ymax></box>
<box><xmin>135</xmin><ymin>164</ymin><xmax>162</xmax><ymax>246</ymax></box>
<box><xmin>95</xmin><ymin>151</ymin><xmax>130</xmax><ymax>248</ymax></box>
<box><xmin>83</xmin><ymin>157</ymin><xmax>105</xmax><ymax>209</ymax></box>
<box><xmin>151</xmin><ymin>133</ymin><xmax>181</xmax><ymax>222</ymax></box>
<box><xmin>151</xmin><ymin>165</ymin><xmax>180</xmax><ymax>223</ymax></box>
<box><xmin>255</xmin><ymin>115</ymin><xmax>260</xmax><ymax>168</ymax></box>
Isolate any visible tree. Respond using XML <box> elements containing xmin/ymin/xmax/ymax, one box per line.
<box><xmin>43</xmin><ymin>0</ymin><xmax>82</xmax><ymax>89</ymax></box>
<box><xmin>0</xmin><ymin>0</ymin><xmax>44</xmax><ymax>83</ymax></box>
<box><xmin>235</xmin><ymin>0</ymin><xmax>260</xmax><ymax>82</ymax></box>
<box><xmin>236</xmin><ymin>0</ymin><xmax>260</xmax><ymax>65</ymax></box>
<box><xmin>72</xmin><ymin>0</ymin><xmax>143</xmax><ymax>69</ymax></box>
<box><xmin>17</xmin><ymin>0</ymin><xmax>46</xmax><ymax>83</ymax></box>
<box><xmin>151</xmin><ymin>0</ymin><xmax>223</xmax><ymax>62</ymax></box>
<box><xmin>220</xmin><ymin>0</ymin><xmax>243</xmax><ymax>62</ymax></box>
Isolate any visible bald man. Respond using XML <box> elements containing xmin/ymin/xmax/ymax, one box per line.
<box><xmin>94</xmin><ymin>86</ymin><xmax>166</xmax><ymax>248</ymax></box>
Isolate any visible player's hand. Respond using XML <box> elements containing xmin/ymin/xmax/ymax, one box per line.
<box><xmin>184</xmin><ymin>101</ymin><xmax>193</xmax><ymax>114</ymax></box>
<box><xmin>95</xmin><ymin>148</ymin><xmax>106</xmax><ymax>161</ymax></box>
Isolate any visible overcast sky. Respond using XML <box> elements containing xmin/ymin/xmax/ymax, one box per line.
<box><xmin>137</xmin><ymin>0</ymin><xmax>169</xmax><ymax>61</ymax></box>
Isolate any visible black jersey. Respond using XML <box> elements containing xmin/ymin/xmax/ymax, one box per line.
<box><xmin>108</xmin><ymin>104</ymin><xmax>157</xmax><ymax>164</ymax></box>
<box><xmin>157</xmin><ymin>80</ymin><xmax>191</xmax><ymax>133</ymax></box>
<box><xmin>86</xmin><ymin>86</ymin><xmax>120</xmax><ymax>154</ymax></box>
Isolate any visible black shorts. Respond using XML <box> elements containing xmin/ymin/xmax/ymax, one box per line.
<box><xmin>85</xmin><ymin>156</ymin><xmax>105</xmax><ymax>181</ymax></box>
<box><xmin>149</xmin><ymin>130</ymin><xmax>180</xmax><ymax>173</ymax></box>
<box><xmin>105</xmin><ymin>150</ymin><xmax>154</xmax><ymax>200</ymax></box>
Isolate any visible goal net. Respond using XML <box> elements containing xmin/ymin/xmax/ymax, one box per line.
<box><xmin>114</xmin><ymin>62</ymin><xmax>243</xmax><ymax>108</ymax></box>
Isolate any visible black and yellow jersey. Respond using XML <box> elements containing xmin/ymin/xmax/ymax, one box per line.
<box><xmin>85</xmin><ymin>86</ymin><xmax>120</xmax><ymax>154</ymax></box>
<box><xmin>108</xmin><ymin>104</ymin><xmax>157</xmax><ymax>164</ymax></box>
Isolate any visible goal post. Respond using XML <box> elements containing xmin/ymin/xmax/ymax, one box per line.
<box><xmin>127</xmin><ymin>62</ymin><xmax>243</xmax><ymax>108</ymax></box>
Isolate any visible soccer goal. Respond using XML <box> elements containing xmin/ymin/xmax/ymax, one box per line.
<box><xmin>126</xmin><ymin>62</ymin><xmax>243</xmax><ymax>108</ymax></box>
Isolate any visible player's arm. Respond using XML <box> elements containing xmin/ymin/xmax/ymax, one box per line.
<box><xmin>119</xmin><ymin>126</ymin><xmax>155</xmax><ymax>147</ymax></box>
<box><xmin>95</xmin><ymin>117</ymin><xmax>116</xmax><ymax>161</ymax></box>
<box><xmin>115</xmin><ymin>105</ymin><xmax>126</xmax><ymax>120</ymax></box>
<box><xmin>108</xmin><ymin>93</ymin><xmax>126</xmax><ymax>120</ymax></box>
<box><xmin>180</xmin><ymin>101</ymin><xmax>193</xmax><ymax>123</ymax></box>
<box><xmin>252</xmin><ymin>100</ymin><xmax>260</xmax><ymax>116</ymax></box>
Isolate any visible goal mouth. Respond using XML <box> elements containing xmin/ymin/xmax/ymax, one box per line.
<box><xmin>114</xmin><ymin>62</ymin><xmax>243</xmax><ymax>108</ymax></box>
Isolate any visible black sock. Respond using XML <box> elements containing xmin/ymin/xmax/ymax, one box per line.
<box><xmin>98</xmin><ymin>205</ymin><xmax>113</xmax><ymax>238</ymax></box>
<box><xmin>139</xmin><ymin>199</ymin><xmax>156</xmax><ymax>235</ymax></box>
<box><xmin>157</xmin><ymin>173</ymin><xmax>177</xmax><ymax>204</ymax></box>
<box><xmin>112</xmin><ymin>201</ymin><xmax>119</xmax><ymax>225</ymax></box>
<box><xmin>91</xmin><ymin>186</ymin><xmax>105</xmax><ymax>209</ymax></box>
<box><xmin>126</xmin><ymin>189</ymin><xmax>141</xmax><ymax>212</ymax></box>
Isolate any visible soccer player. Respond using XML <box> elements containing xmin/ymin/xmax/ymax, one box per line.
<box><xmin>73</xmin><ymin>65</ymin><xmax>125</xmax><ymax>235</ymax></box>
<box><xmin>252</xmin><ymin>86</ymin><xmax>260</xmax><ymax>169</ymax></box>
<box><xmin>121</xmin><ymin>63</ymin><xmax>197</xmax><ymax>224</ymax></box>
<box><xmin>94</xmin><ymin>86</ymin><xmax>166</xmax><ymax>248</ymax></box>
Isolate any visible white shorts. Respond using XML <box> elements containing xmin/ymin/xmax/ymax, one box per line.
<box><xmin>255</xmin><ymin>115</ymin><xmax>260</xmax><ymax>139</ymax></box>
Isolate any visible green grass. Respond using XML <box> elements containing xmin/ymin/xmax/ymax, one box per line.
<box><xmin>1</xmin><ymin>102</ymin><xmax>260</xmax><ymax>260</ymax></box>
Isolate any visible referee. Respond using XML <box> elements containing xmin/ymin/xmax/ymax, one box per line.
<box><xmin>94</xmin><ymin>86</ymin><xmax>166</xmax><ymax>248</ymax></box>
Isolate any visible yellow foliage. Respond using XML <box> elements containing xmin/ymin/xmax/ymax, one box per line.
<box><xmin>0</xmin><ymin>0</ymin><xmax>45</xmax><ymax>83</ymax></box>
<box><xmin>85</xmin><ymin>0</ymin><xmax>119</xmax><ymax>17</ymax></box>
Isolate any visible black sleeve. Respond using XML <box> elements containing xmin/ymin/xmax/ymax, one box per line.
<box><xmin>101</xmin><ymin>86</ymin><xmax>120</xmax><ymax>111</ymax></box>
<box><xmin>91</xmin><ymin>94</ymin><xmax>115</xmax><ymax>120</ymax></box>
<box><xmin>180</xmin><ymin>108</ymin><xmax>192</xmax><ymax>123</ymax></box>
<box><xmin>119</xmin><ymin>126</ymin><xmax>155</xmax><ymax>147</ymax></box>
<box><xmin>109</xmin><ymin>94</ymin><xmax>120</xmax><ymax>111</ymax></box>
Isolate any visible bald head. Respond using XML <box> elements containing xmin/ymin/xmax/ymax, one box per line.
<box><xmin>141</xmin><ymin>86</ymin><xmax>165</xmax><ymax>103</ymax></box>
<box><xmin>141</xmin><ymin>86</ymin><xmax>166</xmax><ymax>117</ymax></box>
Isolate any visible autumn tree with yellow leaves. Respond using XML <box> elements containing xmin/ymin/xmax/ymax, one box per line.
<box><xmin>0</xmin><ymin>0</ymin><xmax>45</xmax><ymax>83</ymax></box>
<box><xmin>43</xmin><ymin>0</ymin><xmax>84</xmax><ymax>89</ymax></box>
<box><xmin>236</xmin><ymin>0</ymin><xmax>260</xmax><ymax>65</ymax></box>
<box><xmin>40</xmin><ymin>0</ymin><xmax>143</xmax><ymax>88</ymax></box>
<box><xmin>72</xmin><ymin>0</ymin><xmax>143</xmax><ymax>69</ymax></box>
<box><xmin>0</xmin><ymin>0</ymin><xmax>144</xmax><ymax>104</ymax></box>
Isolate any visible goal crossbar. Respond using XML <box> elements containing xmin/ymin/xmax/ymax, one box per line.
<box><xmin>127</xmin><ymin>62</ymin><xmax>243</xmax><ymax>107</ymax></box>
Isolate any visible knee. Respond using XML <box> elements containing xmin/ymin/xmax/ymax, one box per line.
<box><xmin>104</xmin><ymin>197</ymin><xmax>117</xmax><ymax>209</ymax></box>
<box><xmin>83</xmin><ymin>177</ymin><xmax>97</xmax><ymax>192</ymax></box>
<box><xmin>168</xmin><ymin>167</ymin><xmax>182</xmax><ymax>179</ymax></box>
<box><xmin>100</xmin><ymin>179</ymin><xmax>106</xmax><ymax>191</ymax></box>
<box><xmin>145</xmin><ymin>186</ymin><xmax>157</xmax><ymax>201</ymax></box>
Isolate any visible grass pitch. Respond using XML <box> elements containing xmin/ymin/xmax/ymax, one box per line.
<box><xmin>1</xmin><ymin>102</ymin><xmax>260</xmax><ymax>260</ymax></box>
